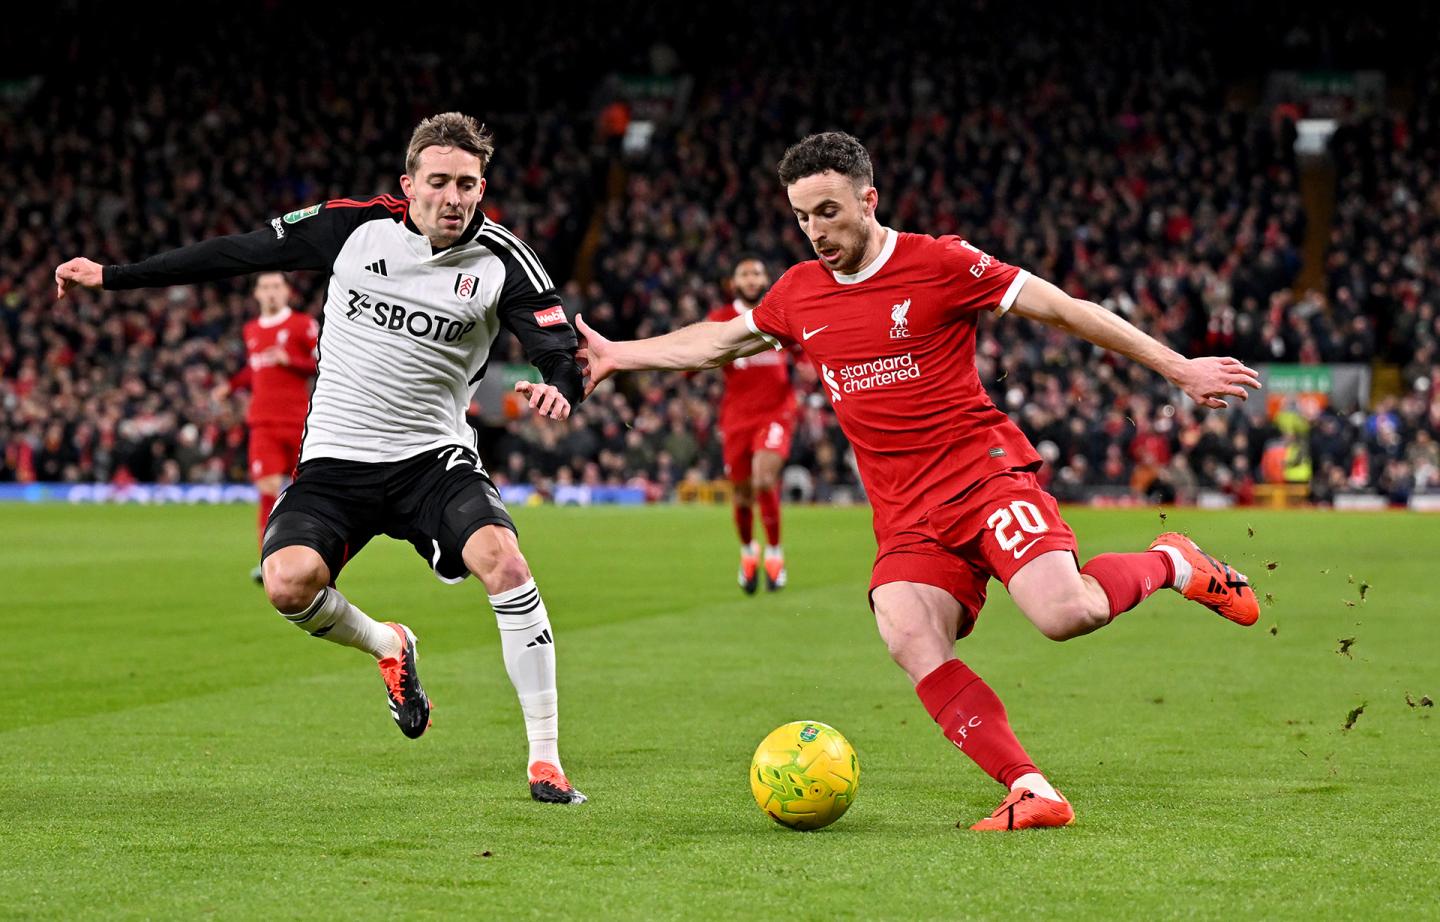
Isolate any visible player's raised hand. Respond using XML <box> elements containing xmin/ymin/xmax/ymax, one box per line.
<box><xmin>514</xmin><ymin>381</ymin><xmax>571</xmax><ymax>421</ymax></box>
<box><xmin>1173</xmin><ymin>356</ymin><xmax>1261</xmax><ymax>410</ymax></box>
<box><xmin>55</xmin><ymin>257</ymin><xmax>104</xmax><ymax>299</ymax></box>
<box><xmin>574</xmin><ymin>313</ymin><xmax>617</xmax><ymax>398</ymax></box>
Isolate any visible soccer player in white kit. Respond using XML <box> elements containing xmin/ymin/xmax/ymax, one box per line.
<box><xmin>55</xmin><ymin>113</ymin><xmax>587</xmax><ymax>804</ymax></box>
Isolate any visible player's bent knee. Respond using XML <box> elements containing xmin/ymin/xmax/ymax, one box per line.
<box><xmin>484</xmin><ymin>553</ymin><xmax>532</xmax><ymax>594</ymax></box>
<box><xmin>1035</xmin><ymin>598</ymin><xmax>1108</xmax><ymax>641</ymax></box>
<box><xmin>263</xmin><ymin>550</ymin><xmax>329</xmax><ymax>614</ymax></box>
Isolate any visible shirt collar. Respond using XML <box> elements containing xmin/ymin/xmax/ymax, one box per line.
<box><xmin>403</xmin><ymin>208</ymin><xmax>485</xmax><ymax>253</ymax></box>
<box><xmin>257</xmin><ymin>307</ymin><xmax>292</xmax><ymax>328</ymax></box>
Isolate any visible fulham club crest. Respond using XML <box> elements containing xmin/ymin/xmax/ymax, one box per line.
<box><xmin>454</xmin><ymin>272</ymin><xmax>479</xmax><ymax>302</ymax></box>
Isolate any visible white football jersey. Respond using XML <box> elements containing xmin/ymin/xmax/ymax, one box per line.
<box><xmin>105</xmin><ymin>194</ymin><xmax>580</xmax><ymax>465</ymax></box>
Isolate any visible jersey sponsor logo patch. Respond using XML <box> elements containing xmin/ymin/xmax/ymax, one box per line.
<box><xmin>821</xmin><ymin>363</ymin><xmax>843</xmax><ymax>402</ymax></box>
<box><xmin>828</xmin><ymin>352</ymin><xmax>922</xmax><ymax>400</ymax></box>
<box><xmin>960</xmin><ymin>239</ymin><xmax>996</xmax><ymax>278</ymax></box>
<box><xmin>270</xmin><ymin>217</ymin><xmax>286</xmax><ymax>240</ymax></box>
<box><xmin>533</xmin><ymin>306</ymin><xmax>566</xmax><ymax>327</ymax></box>
<box><xmin>282</xmin><ymin>203</ymin><xmax>322</xmax><ymax>224</ymax></box>
<box><xmin>889</xmin><ymin>298</ymin><xmax>911</xmax><ymax>339</ymax></box>
<box><xmin>454</xmin><ymin>273</ymin><xmax>479</xmax><ymax>301</ymax></box>
<box><xmin>345</xmin><ymin>289</ymin><xmax>476</xmax><ymax>344</ymax></box>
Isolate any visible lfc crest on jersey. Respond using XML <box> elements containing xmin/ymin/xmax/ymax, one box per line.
<box><xmin>889</xmin><ymin>298</ymin><xmax>911</xmax><ymax>338</ymax></box>
<box><xmin>454</xmin><ymin>273</ymin><xmax>479</xmax><ymax>302</ymax></box>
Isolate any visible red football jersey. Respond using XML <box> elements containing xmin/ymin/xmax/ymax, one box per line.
<box><xmin>746</xmin><ymin>229</ymin><xmax>1040</xmax><ymax>541</ymax></box>
<box><xmin>230</xmin><ymin>307</ymin><xmax>319</xmax><ymax>427</ymax></box>
<box><xmin>706</xmin><ymin>299</ymin><xmax>795</xmax><ymax>431</ymax></box>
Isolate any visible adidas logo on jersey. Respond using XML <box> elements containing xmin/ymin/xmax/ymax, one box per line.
<box><xmin>365</xmin><ymin>258</ymin><xmax>388</xmax><ymax>276</ymax></box>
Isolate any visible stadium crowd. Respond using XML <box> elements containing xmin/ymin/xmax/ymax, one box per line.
<box><xmin>3</xmin><ymin>2</ymin><xmax>1437</xmax><ymax>506</ymax></box>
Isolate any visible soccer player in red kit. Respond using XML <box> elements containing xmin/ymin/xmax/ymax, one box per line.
<box><xmin>213</xmin><ymin>271</ymin><xmax>318</xmax><ymax>580</ymax></box>
<box><xmin>706</xmin><ymin>256</ymin><xmax>795</xmax><ymax>593</ymax></box>
<box><xmin>578</xmin><ymin>132</ymin><xmax>1262</xmax><ymax>830</ymax></box>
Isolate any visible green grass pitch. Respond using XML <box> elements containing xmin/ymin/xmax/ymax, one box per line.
<box><xmin>3</xmin><ymin>503</ymin><xmax>1437</xmax><ymax>919</ymax></box>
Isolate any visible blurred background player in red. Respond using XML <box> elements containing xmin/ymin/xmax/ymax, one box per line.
<box><xmin>706</xmin><ymin>257</ymin><xmax>795</xmax><ymax>593</ymax></box>
<box><xmin>212</xmin><ymin>271</ymin><xmax>318</xmax><ymax>582</ymax></box>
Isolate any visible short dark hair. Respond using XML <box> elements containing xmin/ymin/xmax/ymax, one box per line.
<box><xmin>732</xmin><ymin>253</ymin><xmax>767</xmax><ymax>275</ymax></box>
<box><xmin>777</xmin><ymin>131</ymin><xmax>873</xmax><ymax>188</ymax></box>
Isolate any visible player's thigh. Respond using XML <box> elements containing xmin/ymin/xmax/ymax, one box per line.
<box><xmin>261</xmin><ymin>461</ymin><xmax>378</xmax><ymax>581</ymax></box>
<box><xmin>399</xmin><ymin>452</ymin><xmax>522</xmax><ymax>588</ymax></box>
<box><xmin>751</xmin><ymin>449</ymin><xmax>785</xmax><ymax>489</ymax></box>
<box><xmin>722</xmin><ymin>427</ymin><xmax>757</xmax><ymax>487</ymax></box>
<box><xmin>869</xmin><ymin>580</ymin><xmax>971</xmax><ymax>684</ymax></box>
<box><xmin>870</xmin><ymin>538</ymin><xmax>989</xmax><ymax>683</ymax></box>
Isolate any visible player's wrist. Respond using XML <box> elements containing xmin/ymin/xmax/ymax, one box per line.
<box><xmin>1156</xmin><ymin>352</ymin><xmax>1188</xmax><ymax>385</ymax></box>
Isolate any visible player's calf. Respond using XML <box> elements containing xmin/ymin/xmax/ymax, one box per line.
<box><xmin>464</xmin><ymin>525</ymin><xmax>583</xmax><ymax>802</ymax></box>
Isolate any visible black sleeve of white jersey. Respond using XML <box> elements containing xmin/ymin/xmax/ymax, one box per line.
<box><xmin>493</xmin><ymin>251</ymin><xmax>584</xmax><ymax>407</ymax></box>
<box><xmin>102</xmin><ymin>198</ymin><xmax>405</xmax><ymax>290</ymax></box>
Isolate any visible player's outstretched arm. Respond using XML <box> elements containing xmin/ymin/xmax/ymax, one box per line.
<box><xmin>55</xmin><ymin>216</ymin><xmax>340</xmax><ymax>299</ymax></box>
<box><xmin>575</xmin><ymin>313</ymin><xmax>767</xmax><ymax>397</ymax></box>
<box><xmin>1008</xmin><ymin>274</ymin><xmax>1261</xmax><ymax>409</ymax></box>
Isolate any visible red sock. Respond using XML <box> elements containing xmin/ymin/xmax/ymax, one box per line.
<box><xmin>734</xmin><ymin>502</ymin><xmax>754</xmax><ymax>546</ymax></box>
<box><xmin>1080</xmin><ymin>550</ymin><xmax>1175</xmax><ymax>620</ymax></box>
<box><xmin>258</xmin><ymin>492</ymin><xmax>278</xmax><ymax>553</ymax></box>
<box><xmin>757</xmin><ymin>487</ymin><xmax>781</xmax><ymax>546</ymax></box>
<box><xmin>916</xmin><ymin>659</ymin><xmax>1038</xmax><ymax>788</ymax></box>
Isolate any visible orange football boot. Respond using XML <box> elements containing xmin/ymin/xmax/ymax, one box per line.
<box><xmin>762</xmin><ymin>547</ymin><xmax>787</xmax><ymax>592</ymax></box>
<box><xmin>529</xmin><ymin>761</ymin><xmax>588</xmax><ymax>804</ymax></box>
<box><xmin>969</xmin><ymin>788</ymin><xmax>1075</xmax><ymax>831</ymax></box>
<box><xmin>1149</xmin><ymin>532</ymin><xmax>1260</xmax><ymax>626</ymax></box>
<box><xmin>738</xmin><ymin>544</ymin><xmax>760</xmax><ymax>595</ymax></box>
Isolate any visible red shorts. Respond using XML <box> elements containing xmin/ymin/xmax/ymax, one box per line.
<box><xmin>869</xmin><ymin>468</ymin><xmax>1078</xmax><ymax>638</ymax></box>
<box><xmin>721</xmin><ymin>415</ymin><xmax>794</xmax><ymax>482</ymax></box>
<box><xmin>248</xmin><ymin>423</ymin><xmax>303</xmax><ymax>481</ymax></box>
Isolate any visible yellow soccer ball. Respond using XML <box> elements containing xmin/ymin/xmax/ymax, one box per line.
<box><xmin>750</xmin><ymin>720</ymin><xmax>859</xmax><ymax>830</ymax></box>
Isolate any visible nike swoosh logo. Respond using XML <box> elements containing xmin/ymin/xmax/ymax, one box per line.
<box><xmin>802</xmin><ymin>325</ymin><xmax>829</xmax><ymax>340</ymax></box>
<box><xmin>1012</xmin><ymin>537</ymin><xmax>1044</xmax><ymax>560</ymax></box>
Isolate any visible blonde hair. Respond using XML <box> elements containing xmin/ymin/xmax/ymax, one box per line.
<box><xmin>405</xmin><ymin>112</ymin><xmax>495</xmax><ymax>176</ymax></box>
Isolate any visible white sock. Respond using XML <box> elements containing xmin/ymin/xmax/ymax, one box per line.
<box><xmin>1151</xmin><ymin>544</ymin><xmax>1190</xmax><ymax>589</ymax></box>
<box><xmin>489</xmin><ymin>579</ymin><xmax>562</xmax><ymax>771</ymax></box>
<box><xmin>742</xmin><ymin>541</ymin><xmax>759</xmax><ymax>556</ymax></box>
<box><xmin>281</xmin><ymin>587</ymin><xmax>402</xmax><ymax>660</ymax></box>
<box><xmin>765</xmin><ymin>544</ymin><xmax>782</xmax><ymax>557</ymax></box>
<box><xmin>1011</xmin><ymin>772</ymin><xmax>1062</xmax><ymax>802</ymax></box>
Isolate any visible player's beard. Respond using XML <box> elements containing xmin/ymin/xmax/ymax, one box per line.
<box><xmin>817</xmin><ymin>224</ymin><xmax>867</xmax><ymax>273</ymax></box>
<box><xmin>739</xmin><ymin>284</ymin><xmax>769</xmax><ymax>305</ymax></box>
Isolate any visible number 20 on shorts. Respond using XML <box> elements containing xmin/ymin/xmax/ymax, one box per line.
<box><xmin>986</xmin><ymin>500</ymin><xmax>1049</xmax><ymax>552</ymax></box>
